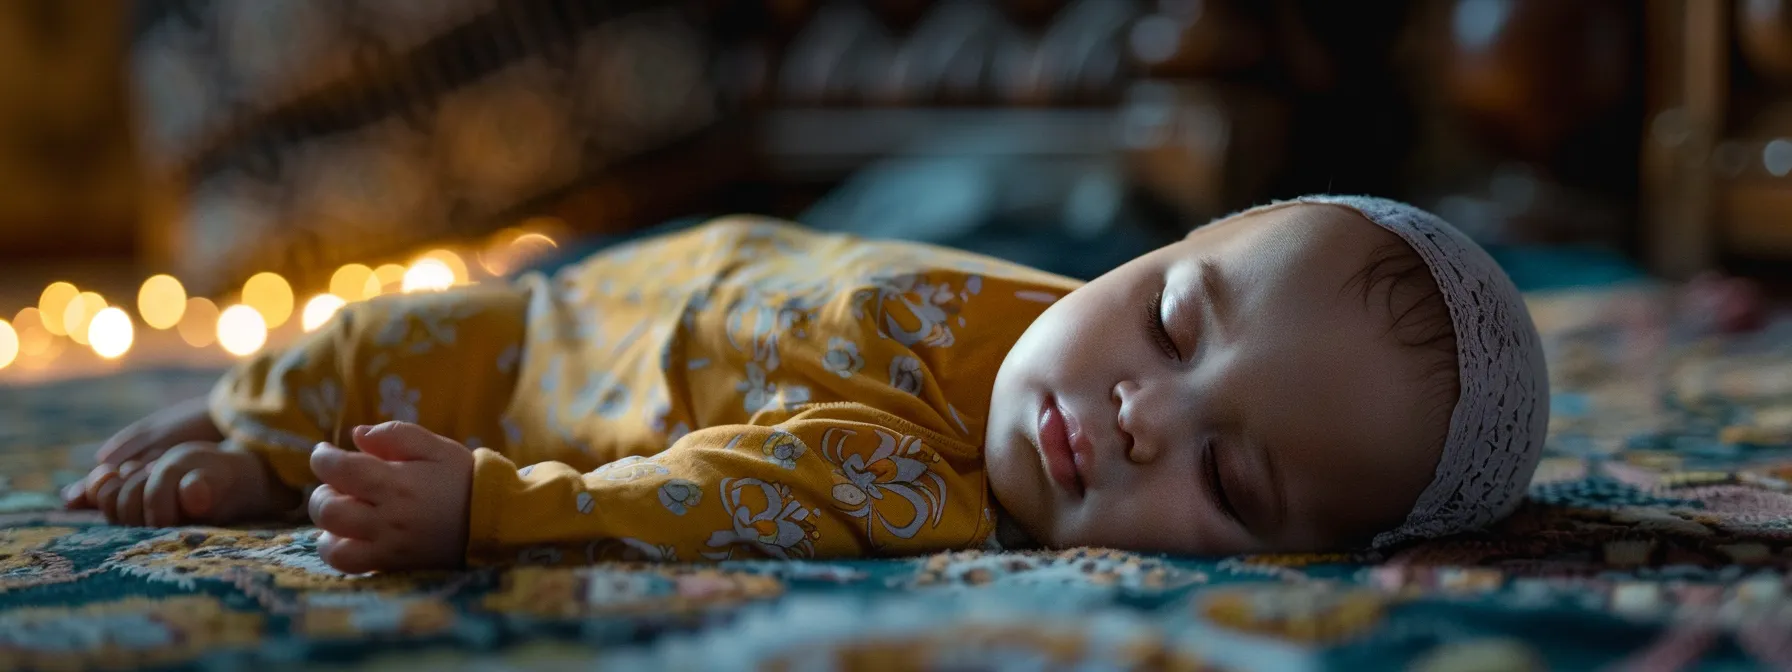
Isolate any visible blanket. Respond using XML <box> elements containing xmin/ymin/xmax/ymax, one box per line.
<box><xmin>0</xmin><ymin>283</ymin><xmax>1788</xmax><ymax>671</ymax></box>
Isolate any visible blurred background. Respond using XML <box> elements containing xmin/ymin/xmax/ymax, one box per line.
<box><xmin>0</xmin><ymin>0</ymin><xmax>1780</xmax><ymax>382</ymax></box>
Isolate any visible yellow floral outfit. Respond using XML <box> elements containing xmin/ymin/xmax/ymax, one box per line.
<box><xmin>212</xmin><ymin>217</ymin><xmax>1080</xmax><ymax>564</ymax></box>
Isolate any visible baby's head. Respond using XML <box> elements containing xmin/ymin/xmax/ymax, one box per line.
<box><xmin>985</xmin><ymin>196</ymin><xmax>1547</xmax><ymax>554</ymax></box>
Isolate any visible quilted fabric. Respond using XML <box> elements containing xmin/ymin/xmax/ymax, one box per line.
<box><xmin>1</xmin><ymin>284</ymin><xmax>1789</xmax><ymax>671</ymax></box>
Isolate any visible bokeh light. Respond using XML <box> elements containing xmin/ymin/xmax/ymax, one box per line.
<box><xmin>13</xmin><ymin>308</ymin><xmax>52</xmax><ymax>357</ymax></box>
<box><xmin>178</xmin><ymin>297</ymin><xmax>220</xmax><ymax>348</ymax></box>
<box><xmin>372</xmin><ymin>264</ymin><xmax>407</xmax><ymax>293</ymax></box>
<box><xmin>242</xmin><ymin>272</ymin><xmax>295</xmax><ymax>329</ymax></box>
<box><xmin>480</xmin><ymin>230</ymin><xmax>559</xmax><ymax>276</ymax></box>
<box><xmin>0</xmin><ymin>318</ymin><xmax>16</xmax><ymax>370</ymax></box>
<box><xmin>402</xmin><ymin>259</ymin><xmax>455</xmax><ymax>293</ymax></box>
<box><xmin>87</xmin><ymin>307</ymin><xmax>134</xmax><ymax>359</ymax></box>
<box><xmin>62</xmin><ymin>292</ymin><xmax>107</xmax><ymax>346</ymax></box>
<box><xmin>138</xmin><ymin>274</ymin><xmax>188</xmax><ymax>330</ymax></box>
<box><xmin>515</xmin><ymin>232</ymin><xmax>558</xmax><ymax>249</ymax></box>
<box><xmin>418</xmin><ymin>249</ymin><xmax>470</xmax><ymax>285</ymax></box>
<box><xmin>218</xmin><ymin>304</ymin><xmax>268</xmax><ymax>356</ymax></box>
<box><xmin>330</xmin><ymin>264</ymin><xmax>375</xmax><ymax>302</ymax></box>
<box><xmin>37</xmin><ymin>282</ymin><xmax>78</xmax><ymax>336</ymax></box>
<box><xmin>301</xmin><ymin>294</ymin><xmax>347</xmax><ymax>332</ymax></box>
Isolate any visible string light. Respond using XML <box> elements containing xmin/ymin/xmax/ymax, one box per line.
<box><xmin>87</xmin><ymin>308</ymin><xmax>134</xmax><ymax>359</ymax></box>
<box><xmin>37</xmin><ymin>282</ymin><xmax>78</xmax><ymax>336</ymax></box>
<box><xmin>418</xmin><ymin>249</ymin><xmax>470</xmax><ymax>285</ymax></box>
<box><xmin>402</xmin><ymin>259</ymin><xmax>455</xmax><ymax>293</ymax></box>
<box><xmin>300</xmin><ymin>294</ymin><xmax>347</xmax><ymax>332</ymax></box>
<box><xmin>62</xmin><ymin>292</ymin><xmax>107</xmax><ymax>346</ymax></box>
<box><xmin>242</xmin><ymin>272</ymin><xmax>295</xmax><ymax>329</ymax></box>
<box><xmin>0</xmin><ymin>318</ymin><xmax>16</xmax><ymax>370</ymax></box>
<box><xmin>138</xmin><ymin>274</ymin><xmax>187</xmax><ymax>330</ymax></box>
<box><xmin>515</xmin><ymin>232</ymin><xmax>558</xmax><ymax>249</ymax></box>
<box><xmin>477</xmin><ymin>228</ymin><xmax>520</xmax><ymax>275</ymax></box>
<box><xmin>18</xmin><ymin>231</ymin><xmax>538</xmax><ymax>370</ymax></box>
<box><xmin>217</xmin><ymin>305</ymin><xmax>268</xmax><ymax>356</ymax></box>
<box><xmin>178</xmin><ymin>297</ymin><xmax>220</xmax><ymax>348</ymax></box>
<box><xmin>330</xmin><ymin>264</ymin><xmax>375</xmax><ymax>302</ymax></box>
<box><xmin>479</xmin><ymin>230</ymin><xmax>559</xmax><ymax>276</ymax></box>
<box><xmin>376</xmin><ymin>265</ymin><xmax>408</xmax><ymax>290</ymax></box>
<box><xmin>13</xmin><ymin>308</ymin><xmax>51</xmax><ymax>357</ymax></box>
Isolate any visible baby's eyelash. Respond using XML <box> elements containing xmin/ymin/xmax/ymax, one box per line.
<box><xmin>1145</xmin><ymin>290</ymin><xmax>1180</xmax><ymax>360</ymax></box>
<box><xmin>1203</xmin><ymin>439</ymin><xmax>1243</xmax><ymax>526</ymax></box>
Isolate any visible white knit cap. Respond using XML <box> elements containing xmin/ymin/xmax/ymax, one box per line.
<box><xmin>1231</xmin><ymin>195</ymin><xmax>1551</xmax><ymax>547</ymax></box>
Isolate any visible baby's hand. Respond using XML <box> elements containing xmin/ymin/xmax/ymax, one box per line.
<box><xmin>76</xmin><ymin>442</ymin><xmax>300</xmax><ymax>527</ymax></box>
<box><xmin>308</xmin><ymin>422</ymin><xmax>473</xmax><ymax>574</ymax></box>
<box><xmin>65</xmin><ymin>396</ymin><xmax>223</xmax><ymax>510</ymax></box>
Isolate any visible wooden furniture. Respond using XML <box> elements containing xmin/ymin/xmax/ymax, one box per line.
<box><xmin>1645</xmin><ymin>0</ymin><xmax>1792</xmax><ymax>280</ymax></box>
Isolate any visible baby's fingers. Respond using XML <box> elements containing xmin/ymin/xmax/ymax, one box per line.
<box><xmin>316</xmin><ymin>532</ymin><xmax>383</xmax><ymax>575</ymax></box>
<box><xmin>112</xmin><ymin>470</ymin><xmax>151</xmax><ymax>526</ymax></box>
<box><xmin>89</xmin><ymin>465</ymin><xmax>125</xmax><ymax>521</ymax></box>
<box><xmin>63</xmin><ymin>478</ymin><xmax>94</xmax><ymax>509</ymax></box>
<box><xmin>308</xmin><ymin>485</ymin><xmax>380</xmax><ymax>540</ymax></box>
<box><xmin>310</xmin><ymin>443</ymin><xmax>396</xmax><ymax>502</ymax></box>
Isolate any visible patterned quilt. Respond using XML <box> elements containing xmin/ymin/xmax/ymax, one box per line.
<box><xmin>1</xmin><ymin>283</ymin><xmax>1789</xmax><ymax>671</ymax></box>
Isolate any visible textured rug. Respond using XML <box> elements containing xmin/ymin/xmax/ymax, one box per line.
<box><xmin>1</xmin><ymin>283</ymin><xmax>1789</xmax><ymax>671</ymax></box>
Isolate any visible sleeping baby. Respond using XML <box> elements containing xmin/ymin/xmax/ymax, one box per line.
<box><xmin>64</xmin><ymin>195</ymin><xmax>1548</xmax><ymax>573</ymax></box>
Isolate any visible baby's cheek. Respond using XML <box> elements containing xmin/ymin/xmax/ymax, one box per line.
<box><xmin>1074</xmin><ymin>483</ymin><xmax>1225</xmax><ymax>554</ymax></box>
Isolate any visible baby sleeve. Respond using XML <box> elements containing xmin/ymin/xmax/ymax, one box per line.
<box><xmin>463</xmin><ymin>404</ymin><xmax>994</xmax><ymax>564</ymax></box>
<box><xmin>211</xmin><ymin>286</ymin><xmax>530</xmax><ymax>491</ymax></box>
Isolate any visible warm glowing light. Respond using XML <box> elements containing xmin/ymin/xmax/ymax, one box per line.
<box><xmin>301</xmin><ymin>294</ymin><xmax>347</xmax><ymax>332</ymax></box>
<box><xmin>178</xmin><ymin>297</ymin><xmax>220</xmax><ymax>348</ymax></box>
<box><xmin>13</xmin><ymin>309</ymin><xmax>51</xmax><ymax>357</ymax></box>
<box><xmin>0</xmin><ymin>319</ymin><xmax>16</xmax><ymax>370</ymax></box>
<box><xmin>374</xmin><ymin>263</ymin><xmax>406</xmax><ymax>288</ymax></box>
<box><xmin>480</xmin><ymin>231</ymin><xmax>561</xmax><ymax>276</ymax></box>
<box><xmin>242</xmin><ymin>272</ymin><xmax>295</xmax><ymax>329</ymax></box>
<box><xmin>218</xmin><ymin>304</ymin><xmax>268</xmax><ymax>356</ymax></box>
<box><xmin>62</xmin><ymin>292</ymin><xmax>107</xmax><ymax>346</ymax></box>
<box><xmin>330</xmin><ymin>264</ymin><xmax>375</xmax><ymax>301</ymax></box>
<box><xmin>138</xmin><ymin>274</ymin><xmax>188</xmax><ymax>330</ymax></box>
<box><xmin>402</xmin><ymin>259</ymin><xmax>455</xmax><ymax>293</ymax></box>
<box><xmin>38</xmin><ymin>282</ymin><xmax>78</xmax><ymax>336</ymax></box>
<box><xmin>87</xmin><ymin>308</ymin><xmax>134</xmax><ymax>360</ymax></box>
<box><xmin>418</xmin><ymin>249</ymin><xmax>470</xmax><ymax>285</ymax></box>
<box><xmin>514</xmin><ymin>232</ymin><xmax>558</xmax><ymax>249</ymax></box>
<box><xmin>520</xmin><ymin>216</ymin><xmax>568</xmax><ymax>237</ymax></box>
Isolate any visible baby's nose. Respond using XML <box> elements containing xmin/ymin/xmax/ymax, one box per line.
<box><xmin>1113</xmin><ymin>381</ymin><xmax>1147</xmax><ymax>462</ymax></box>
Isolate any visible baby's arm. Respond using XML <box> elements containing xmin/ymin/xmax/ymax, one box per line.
<box><xmin>459</xmin><ymin>405</ymin><xmax>989</xmax><ymax>566</ymax></box>
<box><xmin>73</xmin><ymin>284</ymin><xmax>529</xmax><ymax>529</ymax></box>
<box><xmin>213</xmin><ymin>285</ymin><xmax>528</xmax><ymax>498</ymax></box>
<box><xmin>303</xmin><ymin>405</ymin><xmax>990</xmax><ymax>572</ymax></box>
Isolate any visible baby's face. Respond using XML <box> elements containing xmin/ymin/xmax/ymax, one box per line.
<box><xmin>985</xmin><ymin>204</ymin><xmax>1446</xmax><ymax>554</ymax></box>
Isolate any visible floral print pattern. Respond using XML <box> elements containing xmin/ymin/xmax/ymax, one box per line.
<box><xmin>821</xmin><ymin>427</ymin><xmax>948</xmax><ymax>546</ymax></box>
<box><xmin>822</xmin><ymin>337</ymin><xmax>864</xmax><ymax>378</ymax></box>
<box><xmin>704</xmin><ymin>478</ymin><xmax>821</xmax><ymax>561</ymax></box>
<box><xmin>888</xmin><ymin>357</ymin><xmax>925</xmax><ymax>396</ymax></box>
<box><xmin>760</xmin><ymin>431</ymin><xmax>807</xmax><ymax>470</ymax></box>
<box><xmin>212</xmin><ymin>218</ymin><xmax>1079</xmax><ymax>566</ymax></box>
<box><xmin>658</xmin><ymin>479</ymin><xmax>703</xmax><ymax>515</ymax></box>
<box><xmin>376</xmin><ymin>375</ymin><xmax>420</xmax><ymax>424</ymax></box>
<box><xmin>591</xmin><ymin>456</ymin><xmax>670</xmax><ymax>483</ymax></box>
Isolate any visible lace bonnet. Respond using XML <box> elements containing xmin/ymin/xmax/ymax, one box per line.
<box><xmin>1231</xmin><ymin>195</ymin><xmax>1550</xmax><ymax>548</ymax></box>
